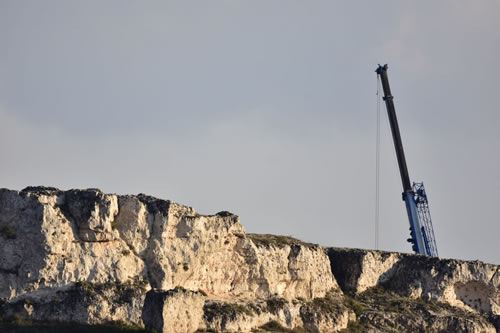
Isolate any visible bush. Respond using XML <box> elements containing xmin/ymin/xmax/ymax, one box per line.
<box><xmin>0</xmin><ymin>226</ymin><xmax>16</xmax><ymax>239</ymax></box>
<box><xmin>0</xmin><ymin>322</ymin><xmax>149</xmax><ymax>333</ymax></box>
<box><xmin>343</xmin><ymin>296</ymin><xmax>366</xmax><ymax>316</ymax></box>
<box><xmin>339</xmin><ymin>321</ymin><xmax>370</xmax><ymax>333</ymax></box>
<box><xmin>255</xmin><ymin>320</ymin><xmax>313</xmax><ymax>332</ymax></box>
<box><xmin>247</xmin><ymin>234</ymin><xmax>317</xmax><ymax>249</ymax></box>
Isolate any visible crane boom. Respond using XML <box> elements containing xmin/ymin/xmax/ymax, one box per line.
<box><xmin>375</xmin><ymin>64</ymin><xmax>438</xmax><ymax>257</ymax></box>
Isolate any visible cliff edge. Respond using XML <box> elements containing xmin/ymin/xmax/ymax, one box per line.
<box><xmin>0</xmin><ymin>187</ymin><xmax>498</xmax><ymax>332</ymax></box>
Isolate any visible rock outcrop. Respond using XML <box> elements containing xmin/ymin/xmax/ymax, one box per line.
<box><xmin>328</xmin><ymin>248</ymin><xmax>500</xmax><ymax>315</ymax></box>
<box><xmin>142</xmin><ymin>288</ymin><xmax>205</xmax><ymax>333</ymax></box>
<box><xmin>0</xmin><ymin>187</ymin><xmax>498</xmax><ymax>332</ymax></box>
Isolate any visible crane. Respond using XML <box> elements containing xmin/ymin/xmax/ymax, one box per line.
<box><xmin>375</xmin><ymin>64</ymin><xmax>439</xmax><ymax>257</ymax></box>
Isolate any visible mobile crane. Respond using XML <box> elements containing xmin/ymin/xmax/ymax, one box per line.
<box><xmin>376</xmin><ymin>64</ymin><xmax>438</xmax><ymax>257</ymax></box>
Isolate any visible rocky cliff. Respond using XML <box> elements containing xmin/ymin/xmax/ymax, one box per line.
<box><xmin>0</xmin><ymin>187</ymin><xmax>498</xmax><ymax>332</ymax></box>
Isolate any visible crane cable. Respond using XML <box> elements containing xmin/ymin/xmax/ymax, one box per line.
<box><xmin>375</xmin><ymin>75</ymin><xmax>381</xmax><ymax>250</ymax></box>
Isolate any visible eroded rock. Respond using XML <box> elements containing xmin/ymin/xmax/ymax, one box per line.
<box><xmin>142</xmin><ymin>288</ymin><xmax>204</xmax><ymax>333</ymax></box>
<box><xmin>327</xmin><ymin>247</ymin><xmax>500</xmax><ymax>316</ymax></box>
<box><xmin>0</xmin><ymin>281</ymin><xmax>147</xmax><ymax>326</ymax></box>
<box><xmin>0</xmin><ymin>187</ymin><xmax>499</xmax><ymax>332</ymax></box>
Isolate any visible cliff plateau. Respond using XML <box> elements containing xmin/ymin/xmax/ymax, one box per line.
<box><xmin>0</xmin><ymin>187</ymin><xmax>498</xmax><ymax>333</ymax></box>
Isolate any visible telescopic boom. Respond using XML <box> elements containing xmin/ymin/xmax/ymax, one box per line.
<box><xmin>375</xmin><ymin>64</ymin><xmax>438</xmax><ymax>257</ymax></box>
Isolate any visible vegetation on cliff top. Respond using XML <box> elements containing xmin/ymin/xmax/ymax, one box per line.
<box><xmin>0</xmin><ymin>322</ymin><xmax>151</xmax><ymax>333</ymax></box>
<box><xmin>247</xmin><ymin>233</ymin><xmax>318</xmax><ymax>249</ymax></box>
<box><xmin>253</xmin><ymin>320</ymin><xmax>312</xmax><ymax>332</ymax></box>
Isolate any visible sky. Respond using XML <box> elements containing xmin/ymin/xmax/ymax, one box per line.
<box><xmin>1</xmin><ymin>1</ymin><xmax>499</xmax><ymax>265</ymax></box>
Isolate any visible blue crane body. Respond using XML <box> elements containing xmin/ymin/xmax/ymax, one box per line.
<box><xmin>375</xmin><ymin>64</ymin><xmax>438</xmax><ymax>257</ymax></box>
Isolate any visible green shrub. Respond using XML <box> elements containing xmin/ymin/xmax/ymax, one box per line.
<box><xmin>254</xmin><ymin>320</ymin><xmax>312</xmax><ymax>332</ymax></box>
<box><xmin>0</xmin><ymin>322</ymin><xmax>150</xmax><ymax>333</ymax></box>
<box><xmin>247</xmin><ymin>234</ymin><xmax>317</xmax><ymax>249</ymax></box>
<box><xmin>266</xmin><ymin>298</ymin><xmax>287</xmax><ymax>314</ymax></box>
<box><xmin>343</xmin><ymin>296</ymin><xmax>366</xmax><ymax>316</ymax></box>
<box><xmin>340</xmin><ymin>320</ymin><xmax>370</xmax><ymax>333</ymax></box>
<box><xmin>204</xmin><ymin>301</ymin><xmax>254</xmax><ymax>320</ymax></box>
<box><xmin>173</xmin><ymin>285</ymin><xmax>186</xmax><ymax>291</ymax></box>
<box><xmin>0</xmin><ymin>226</ymin><xmax>16</xmax><ymax>239</ymax></box>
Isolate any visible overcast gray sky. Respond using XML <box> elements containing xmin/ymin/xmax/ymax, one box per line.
<box><xmin>1</xmin><ymin>1</ymin><xmax>499</xmax><ymax>264</ymax></box>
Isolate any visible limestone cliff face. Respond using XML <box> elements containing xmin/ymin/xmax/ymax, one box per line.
<box><xmin>0</xmin><ymin>187</ymin><xmax>335</xmax><ymax>302</ymax></box>
<box><xmin>327</xmin><ymin>248</ymin><xmax>500</xmax><ymax>315</ymax></box>
<box><xmin>0</xmin><ymin>187</ymin><xmax>499</xmax><ymax>333</ymax></box>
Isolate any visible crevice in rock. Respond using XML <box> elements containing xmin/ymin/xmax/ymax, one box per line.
<box><xmin>136</xmin><ymin>194</ymin><xmax>171</xmax><ymax>218</ymax></box>
<box><xmin>326</xmin><ymin>248</ymin><xmax>364</xmax><ymax>294</ymax></box>
<box><xmin>489</xmin><ymin>267</ymin><xmax>500</xmax><ymax>285</ymax></box>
